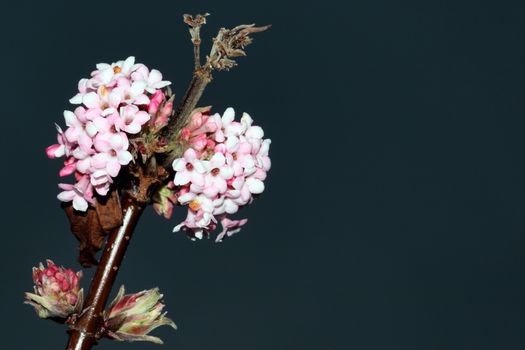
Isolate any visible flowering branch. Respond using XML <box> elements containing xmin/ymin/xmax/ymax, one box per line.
<box><xmin>28</xmin><ymin>12</ymin><xmax>271</xmax><ymax>350</ymax></box>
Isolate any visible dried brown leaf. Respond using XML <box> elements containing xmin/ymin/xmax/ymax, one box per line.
<box><xmin>62</xmin><ymin>190</ymin><xmax>123</xmax><ymax>267</ymax></box>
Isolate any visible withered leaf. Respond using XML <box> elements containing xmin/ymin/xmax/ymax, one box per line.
<box><xmin>63</xmin><ymin>204</ymin><xmax>104</xmax><ymax>267</ymax></box>
<box><xmin>62</xmin><ymin>190</ymin><xmax>123</xmax><ymax>268</ymax></box>
<box><xmin>96</xmin><ymin>190</ymin><xmax>123</xmax><ymax>232</ymax></box>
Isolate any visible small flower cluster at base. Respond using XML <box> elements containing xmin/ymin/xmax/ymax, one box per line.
<box><xmin>46</xmin><ymin>56</ymin><xmax>171</xmax><ymax>211</ymax></box>
<box><xmin>104</xmin><ymin>286</ymin><xmax>176</xmax><ymax>344</ymax></box>
<box><xmin>168</xmin><ymin>107</ymin><xmax>271</xmax><ymax>242</ymax></box>
<box><xmin>25</xmin><ymin>260</ymin><xmax>83</xmax><ymax>319</ymax></box>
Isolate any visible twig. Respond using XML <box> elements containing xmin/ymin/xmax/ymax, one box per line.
<box><xmin>183</xmin><ymin>13</ymin><xmax>209</xmax><ymax>70</ymax></box>
<box><xmin>161</xmin><ymin>14</ymin><xmax>270</xmax><ymax>167</ymax></box>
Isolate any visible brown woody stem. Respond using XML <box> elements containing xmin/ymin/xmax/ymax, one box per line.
<box><xmin>65</xmin><ymin>195</ymin><xmax>145</xmax><ymax>350</ymax></box>
<box><xmin>162</xmin><ymin>67</ymin><xmax>212</xmax><ymax>167</ymax></box>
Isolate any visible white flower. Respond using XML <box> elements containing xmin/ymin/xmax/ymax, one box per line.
<box><xmin>131</xmin><ymin>65</ymin><xmax>171</xmax><ymax>93</ymax></box>
<box><xmin>172</xmin><ymin>149</ymin><xmax>209</xmax><ymax>187</ymax></box>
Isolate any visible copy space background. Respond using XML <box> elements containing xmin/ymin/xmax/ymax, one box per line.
<box><xmin>2</xmin><ymin>0</ymin><xmax>525</xmax><ymax>349</ymax></box>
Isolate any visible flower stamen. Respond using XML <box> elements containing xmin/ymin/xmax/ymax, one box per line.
<box><xmin>189</xmin><ymin>200</ymin><xmax>200</xmax><ymax>211</ymax></box>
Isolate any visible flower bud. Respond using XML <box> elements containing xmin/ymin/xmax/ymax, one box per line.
<box><xmin>154</xmin><ymin>99</ymin><xmax>173</xmax><ymax>128</ymax></box>
<box><xmin>104</xmin><ymin>286</ymin><xmax>176</xmax><ymax>344</ymax></box>
<box><xmin>148</xmin><ymin>90</ymin><xmax>165</xmax><ymax>115</ymax></box>
<box><xmin>25</xmin><ymin>260</ymin><xmax>83</xmax><ymax>319</ymax></box>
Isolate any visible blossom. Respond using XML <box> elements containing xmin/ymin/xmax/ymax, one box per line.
<box><xmin>82</xmin><ymin>88</ymin><xmax>122</xmax><ymax>117</ymax></box>
<box><xmin>215</xmin><ymin>216</ymin><xmax>248</xmax><ymax>242</ymax></box>
<box><xmin>57</xmin><ymin>175</ymin><xmax>93</xmax><ymax>211</ymax></box>
<box><xmin>59</xmin><ymin>157</ymin><xmax>76</xmax><ymax>177</ymax></box>
<box><xmin>47</xmin><ymin>56</ymin><xmax>171</xmax><ymax>211</ymax></box>
<box><xmin>91</xmin><ymin>56</ymin><xmax>137</xmax><ymax>88</ymax></box>
<box><xmin>168</xmin><ymin>107</ymin><xmax>271</xmax><ymax>241</ymax></box>
<box><xmin>256</xmin><ymin>138</ymin><xmax>272</xmax><ymax>172</ymax></box>
<box><xmin>173</xmin><ymin>205</ymin><xmax>217</xmax><ymax>240</ymax></box>
<box><xmin>202</xmin><ymin>152</ymin><xmax>234</xmax><ymax>198</ymax></box>
<box><xmin>25</xmin><ymin>260</ymin><xmax>83</xmax><ymax>319</ymax></box>
<box><xmin>46</xmin><ymin>124</ymin><xmax>71</xmax><ymax>159</ymax></box>
<box><xmin>172</xmin><ymin>148</ymin><xmax>208</xmax><ymax>187</ymax></box>
<box><xmin>212</xmin><ymin>107</ymin><xmax>244</xmax><ymax>142</ymax></box>
<box><xmin>92</xmin><ymin>132</ymin><xmax>133</xmax><ymax>178</ymax></box>
<box><xmin>104</xmin><ymin>286</ymin><xmax>176</xmax><ymax>344</ymax></box>
<box><xmin>116</xmin><ymin>105</ymin><xmax>150</xmax><ymax>134</ymax></box>
<box><xmin>131</xmin><ymin>65</ymin><xmax>171</xmax><ymax>93</ymax></box>
<box><xmin>113</xmin><ymin>79</ymin><xmax>150</xmax><ymax>105</ymax></box>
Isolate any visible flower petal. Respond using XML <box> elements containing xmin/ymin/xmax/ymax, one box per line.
<box><xmin>72</xmin><ymin>196</ymin><xmax>89</xmax><ymax>211</ymax></box>
<box><xmin>82</xmin><ymin>92</ymin><xmax>100</xmax><ymax>109</ymax></box>
<box><xmin>246</xmin><ymin>177</ymin><xmax>265</xmax><ymax>194</ymax></box>
<box><xmin>174</xmin><ymin>171</ymin><xmax>191</xmax><ymax>186</ymax></box>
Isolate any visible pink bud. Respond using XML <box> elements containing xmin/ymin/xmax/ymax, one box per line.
<box><xmin>205</xmin><ymin>139</ymin><xmax>216</xmax><ymax>150</ymax></box>
<box><xmin>148</xmin><ymin>90</ymin><xmax>165</xmax><ymax>115</ymax></box>
<box><xmin>190</xmin><ymin>112</ymin><xmax>203</xmax><ymax>128</ymax></box>
<box><xmin>180</xmin><ymin>128</ymin><xmax>191</xmax><ymax>141</ymax></box>
<box><xmin>104</xmin><ymin>286</ymin><xmax>176</xmax><ymax>344</ymax></box>
<box><xmin>154</xmin><ymin>101</ymin><xmax>173</xmax><ymax>128</ymax></box>
<box><xmin>59</xmin><ymin>164</ymin><xmax>76</xmax><ymax>177</ymax></box>
<box><xmin>25</xmin><ymin>260</ymin><xmax>84</xmax><ymax>319</ymax></box>
<box><xmin>190</xmin><ymin>134</ymin><xmax>208</xmax><ymax>151</ymax></box>
<box><xmin>46</xmin><ymin>144</ymin><xmax>61</xmax><ymax>159</ymax></box>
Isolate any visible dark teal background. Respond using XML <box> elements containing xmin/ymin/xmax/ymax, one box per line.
<box><xmin>2</xmin><ymin>0</ymin><xmax>525</xmax><ymax>349</ymax></box>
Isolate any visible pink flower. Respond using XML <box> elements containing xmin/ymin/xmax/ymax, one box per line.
<box><xmin>255</xmin><ymin>139</ymin><xmax>272</xmax><ymax>171</ymax></box>
<box><xmin>46</xmin><ymin>124</ymin><xmax>71</xmax><ymax>159</ymax></box>
<box><xmin>215</xmin><ymin>216</ymin><xmax>248</xmax><ymax>242</ymax></box>
<box><xmin>116</xmin><ymin>105</ymin><xmax>150</xmax><ymax>134</ymax></box>
<box><xmin>173</xmin><ymin>206</ymin><xmax>217</xmax><ymax>240</ymax></box>
<box><xmin>63</xmin><ymin>111</ymin><xmax>94</xmax><ymax>154</ymax></box>
<box><xmin>213</xmin><ymin>108</ymin><xmax>244</xmax><ymax>142</ymax></box>
<box><xmin>69</xmin><ymin>78</ymin><xmax>90</xmax><ymax>104</ymax></box>
<box><xmin>59</xmin><ymin>157</ymin><xmax>77</xmax><ymax>177</ymax></box>
<box><xmin>82</xmin><ymin>87</ymin><xmax>122</xmax><ymax>117</ymax></box>
<box><xmin>172</xmin><ymin>148</ymin><xmax>209</xmax><ymax>187</ymax></box>
<box><xmin>230</xmin><ymin>138</ymin><xmax>257</xmax><ymax>177</ymax></box>
<box><xmin>114</xmin><ymin>78</ymin><xmax>150</xmax><ymax>105</ymax></box>
<box><xmin>89</xmin><ymin>56</ymin><xmax>137</xmax><ymax>89</ymax></box>
<box><xmin>202</xmin><ymin>153</ymin><xmax>234</xmax><ymax>198</ymax></box>
<box><xmin>25</xmin><ymin>260</ymin><xmax>84</xmax><ymax>319</ymax></box>
<box><xmin>131</xmin><ymin>66</ymin><xmax>171</xmax><ymax>93</ymax></box>
<box><xmin>90</xmin><ymin>169</ymin><xmax>113</xmax><ymax>196</ymax></box>
<box><xmin>57</xmin><ymin>175</ymin><xmax>94</xmax><ymax>211</ymax></box>
<box><xmin>245</xmin><ymin>176</ymin><xmax>265</xmax><ymax>194</ymax></box>
<box><xmin>92</xmin><ymin>132</ymin><xmax>133</xmax><ymax>177</ymax></box>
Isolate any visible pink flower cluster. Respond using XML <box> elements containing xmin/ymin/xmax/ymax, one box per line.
<box><xmin>170</xmin><ymin>108</ymin><xmax>271</xmax><ymax>242</ymax></box>
<box><xmin>25</xmin><ymin>260</ymin><xmax>83</xmax><ymax>319</ymax></box>
<box><xmin>46</xmin><ymin>57</ymin><xmax>171</xmax><ymax>211</ymax></box>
